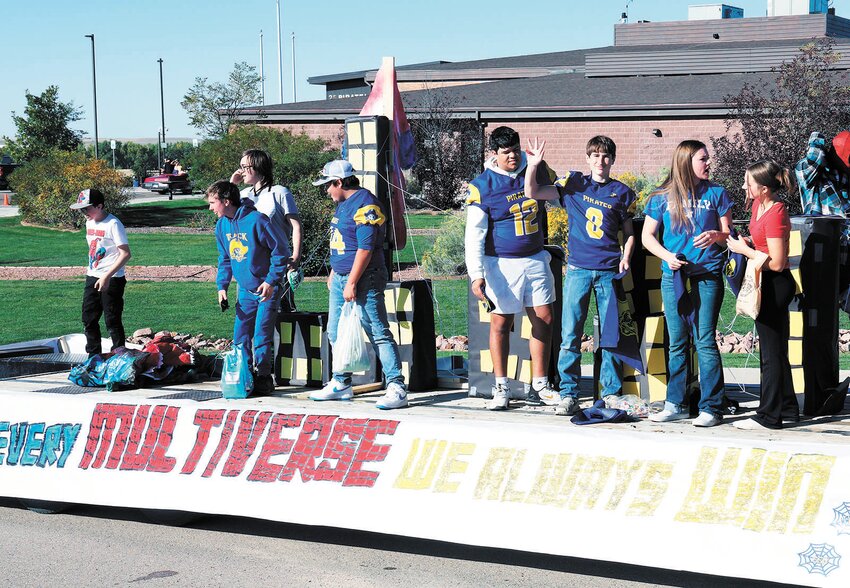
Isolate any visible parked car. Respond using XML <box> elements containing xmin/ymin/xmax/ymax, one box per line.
<box><xmin>142</xmin><ymin>173</ymin><xmax>193</xmax><ymax>195</ymax></box>
<box><xmin>0</xmin><ymin>154</ymin><xmax>19</xmax><ymax>191</ymax></box>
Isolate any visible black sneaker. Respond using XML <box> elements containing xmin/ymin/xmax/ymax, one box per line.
<box><xmin>525</xmin><ymin>387</ymin><xmax>544</xmax><ymax>406</ymax></box>
<box><xmin>253</xmin><ymin>374</ymin><xmax>275</xmax><ymax>396</ymax></box>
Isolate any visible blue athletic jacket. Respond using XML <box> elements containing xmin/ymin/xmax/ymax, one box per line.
<box><xmin>215</xmin><ymin>198</ymin><xmax>288</xmax><ymax>292</ymax></box>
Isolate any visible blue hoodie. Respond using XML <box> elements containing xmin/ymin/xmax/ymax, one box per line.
<box><xmin>215</xmin><ymin>198</ymin><xmax>289</xmax><ymax>292</ymax></box>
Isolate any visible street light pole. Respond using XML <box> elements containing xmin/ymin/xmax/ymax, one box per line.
<box><xmin>158</xmin><ymin>58</ymin><xmax>166</xmax><ymax>151</ymax></box>
<box><xmin>291</xmin><ymin>32</ymin><xmax>297</xmax><ymax>103</ymax></box>
<box><xmin>260</xmin><ymin>30</ymin><xmax>265</xmax><ymax>105</ymax></box>
<box><xmin>84</xmin><ymin>34</ymin><xmax>99</xmax><ymax>158</ymax></box>
<box><xmin>276</xmin><ymin>0</ymin><xmax>283</xmax><ymax>103</ymax></box>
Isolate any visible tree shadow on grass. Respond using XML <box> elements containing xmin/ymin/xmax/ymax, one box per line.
<box><xmin>121</xmin><ymin>202</ymin><xmax>208</xmax><ymax>228</ymax></box>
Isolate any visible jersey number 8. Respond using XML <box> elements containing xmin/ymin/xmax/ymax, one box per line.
<box><xmin>585</xmin><ymin>207</ymin><xmax>604</xmax><ymax>239</ymax></box>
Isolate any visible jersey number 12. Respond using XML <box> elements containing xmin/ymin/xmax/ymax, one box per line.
<box><xmin>509</xmin><ymin>200</ymin><xmax>538</xmax><ymax>236</ymax></box>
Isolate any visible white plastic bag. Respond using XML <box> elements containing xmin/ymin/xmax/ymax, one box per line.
<box><xmin>332</xmin><ymin>301</ymin><xmax>371</xmax><ymax>373</ymax></box>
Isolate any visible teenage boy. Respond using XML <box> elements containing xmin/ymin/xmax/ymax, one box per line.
<box><xmin>230</xmin><ymin>149</ymin><xmax>303</xmax><ymax>312</ymax></box>
<box><xmin>465</xmin><ymin>126</ymin><xmax>557</xmax><ymax>411</ymax></box>
<box><xmin>308</xmin><ymin>160</ymin><xmax>408</xmax><ymax>410</ymax></box>
<box><xmin>71</xmin><ymin>188</ymin><xmax>132</xmax><ymax>357</ymax></box>
<box><xmin>525</xmin><ymin>136</ymin><xmax>636</xmax><ymax>416</ymax></box>
<box><xmin>208</xmin><ymin>180</ymin><xmax>289</xmax><ymax>395</ymax></box>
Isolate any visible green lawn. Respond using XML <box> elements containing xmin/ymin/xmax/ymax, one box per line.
<box><xmin>391</xmin><ymin>235</ymin><xmax>435</xmax><ymax>266</ymax></box>
<box><xmin>0</xmin><ymin>218</ymin><xmax>218</xmax><ymax>266</ymax></box>
<box><xmin>0</xmin><ymin>209</ymin><xmax>440</xmax><ymax>268</ymax></box>
<box><xmin>122</xmin><ymin>199</ymin><xmax>210</xmax><ymax>227</ymax></box>
<box><xmin>3</xmin><ymin>277</ymin><xmax>850</xmax><ymax>369</ymax></box>
<box><xmin>0</xmin><ymin>278</ymin><xmax>469</xmax><ymax>345</ymax></box>
<box><xmin>405</xmin><ymin>212</ymin><xmax>453</xmax><ymax>229</ymax></box>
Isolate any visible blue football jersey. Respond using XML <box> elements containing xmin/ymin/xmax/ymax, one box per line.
<box><xmin>329</xmin><ymin>188</ymin><xmax>386</xmax><ymax>274</ymax></box>
<box><xmin>466</xmin><ymin>165</ymin><xmax>553</xmax><ymax>258</ymax></box>
<box><xmin>557</xmin><ymin>173</ymin><xmax>635</xmax><ymax>270</ymax></box>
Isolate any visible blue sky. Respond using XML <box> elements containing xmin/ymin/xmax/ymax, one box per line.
<box><xmin>0</xmin><ymin>0</ymin><xmax>836</xmax><ymax>143</ymax></box>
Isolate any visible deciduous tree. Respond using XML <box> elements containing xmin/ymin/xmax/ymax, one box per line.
<box><xmin>711</xmin><ymin>39</ymin><xmax>850</xmax><ymax>218</ymax></box>
<box><xmin>3</xmin><ymin>85</ymin><xmax>84</xmax><ymax>162</ymax></box>
<box><xmin>181</xmin><ymin>62</ymin><xmax>263</xmax><ymax>138</ymax></box>
<box><xmin>408</xmin><ymin>88</ymin><xmax>482</xmax><ymax>210</ymax></box>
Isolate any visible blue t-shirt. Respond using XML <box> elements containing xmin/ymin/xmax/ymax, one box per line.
<box><xmin>644</xmin><ymin>181</ymin><xmax>732</xmax><ymax>275</ymax></box>
<box><xmin>466</xmin><ymin>165</ymin><xmax>553</xmax><ymax>258</ymax></box>
<box><xmin>329</xmin><ymin>188</ymin><xmax>386</xmax><ymax>275</ymax></box>
<box><xmin>557</xmin><ymin>172</ymin><xmax>635</xmax><ymax>270</ymax></box>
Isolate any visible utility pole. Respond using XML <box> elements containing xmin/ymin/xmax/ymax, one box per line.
<box><xmin>84</xmin><ymin>34</ymin><xmax>99</xmax><ymax>158</ymax></box>
<box><xmin>276</xmin><ymin>0</ymin><xmax>283</xmax><ymax>103</ymax></box>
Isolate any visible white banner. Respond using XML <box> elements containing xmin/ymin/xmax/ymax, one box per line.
<box><xmin>1</xmin><ymin>392</ymin><xmax>848</xmax><ymax>587</ymax></box>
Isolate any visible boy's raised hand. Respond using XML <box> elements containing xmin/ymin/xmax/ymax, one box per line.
<box><xmin>526</xmin><ymin>138</ymin><xmax>545</xmax><ymax>166</ymax></box>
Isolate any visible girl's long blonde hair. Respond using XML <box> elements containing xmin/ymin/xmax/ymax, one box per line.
<box><xmin>650</xmin><ymin>140</ymin><xmax>707</xmax><ymax>232</ymax></box>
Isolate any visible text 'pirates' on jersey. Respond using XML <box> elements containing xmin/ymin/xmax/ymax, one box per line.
<box><xmin>466</xmin><ymin>168</ymin><xmax>546</xmax><ymax>258</ymax></box>
<box><xmin>556</xmin><ymin>173</ymin><xmax>636</xmax><ymax>270</ymax></box>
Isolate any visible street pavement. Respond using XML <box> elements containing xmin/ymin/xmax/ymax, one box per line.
<box><xmin>0</xmin><ymin>187</ymin><xmax>201</xmax><ymax>217</ymax></box>
<box><xmin>0</xmin><ymin>498</ymin><xmax>790</xmax><ymax>587</ymax></box>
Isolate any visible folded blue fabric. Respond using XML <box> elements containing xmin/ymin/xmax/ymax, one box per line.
<box><xmin>570</xmin><ymin>400</ymin><xmax>629</xmax><ymax>425</ymax></box>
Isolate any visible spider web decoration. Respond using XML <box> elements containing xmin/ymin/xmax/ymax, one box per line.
<box><xmin>832</xmin><ymin>502</ymin><xmax>850</xmax><ymax>536</ymax></box>
<box><xmin>798</xmin><ymin>543</ymin><xmax>841</xmax><ymax>576</ymax></box>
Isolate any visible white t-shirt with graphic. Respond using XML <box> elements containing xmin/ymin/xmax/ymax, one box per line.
<box><xmin>85</xmin><ymin>214</ymin><xmax>129</xmax><ymax>278</ymax></box>
<box><xmin>241</xmin><ymin>184</ymin><xmax>298</xmax><ymax>241</ymax></box>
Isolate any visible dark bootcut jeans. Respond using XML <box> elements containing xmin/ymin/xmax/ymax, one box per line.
<box><xmin>82</xmin><ymin>275</ymin><xmax>127</xmax><ymax>356</ymax></box>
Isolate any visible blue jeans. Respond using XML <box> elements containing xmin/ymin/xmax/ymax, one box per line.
<box><xmin>234</xmin><ymin>285</ymin><xmax>279</xmax><ymax>376</ymax></box>
<box><xmin>328</xmin><ymin>266</ymin><xmax>404</xmax><ymax>387</ymax></box>
<box><xmin>558</xmin><ymin>266</ymin><xmax>621</xmax><ymax>398</ymax></box>
<box><xmin>660</xmin><ymin>272</ymin><xmax>725</xmax><ymax>416</ymax></box>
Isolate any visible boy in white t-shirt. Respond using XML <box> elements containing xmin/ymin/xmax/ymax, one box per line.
<box><xmin>70</xmin><ymin>188</ymin><xmax>132</xmax><ymax>356</ymax></box>
<box><xmin>230</xmin><ymin>149</ymin><xmax>301</xmax><ymax>312</ymax></box>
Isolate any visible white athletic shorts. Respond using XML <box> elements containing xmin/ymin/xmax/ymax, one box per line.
<box><xmin>482</xmin><ymin>250</ymin><xmax>556</xmax><ymax>315</ymax></box>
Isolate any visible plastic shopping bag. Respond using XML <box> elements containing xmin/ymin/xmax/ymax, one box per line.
<box><xmin>220</xmin><ymin>343</ymin><xmax>253</xmax><ymax>399</ymax></box>
<box><xmin>332</xmin><ymin>301</ymin><xmax>371</xmax><ymax>373</ymax></box>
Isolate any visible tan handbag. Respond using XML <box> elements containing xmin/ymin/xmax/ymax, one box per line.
<box><xmin>735</xmin><ymin>250</ymin><xmax>769</xmax><ymax>319</ymax></box>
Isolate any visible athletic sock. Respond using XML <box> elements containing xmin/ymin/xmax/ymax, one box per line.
<box><xmin>532</xmin><ymin>376</ymin><xmax>548</xmax><ymax>391</ymax></box>
<box><xmin>495</xmin><ymin>376</ymin><xmax>509</xmax><ymax>386</ymax></box>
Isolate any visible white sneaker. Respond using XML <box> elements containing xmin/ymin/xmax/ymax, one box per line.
<box><xmin>693</xmin><ymin>411</ymin><xmax>722</xmax><ymax>427</ymax></box>
<box><xmin>554</xmin><ymin>396</ymin><xmax>580</xmax><ymax>416</ymax></box>
<box><xmin>648</xmin><ymin>408</ymin><xmax>689</xmax><ymax>422</ymax></box>
<box><xmin>733</xmin><ymin>417</ymin><xmax>770</xmax><ymax>430</ymax></box>
<box><xmin>526</xmin><ymin>384</ymin><xmax>558</xmax><ymax>406</ymax></box>
<box><xmin>309</xmin><ymin>380</ymin><xmax>353</xmax><ymax>401</ymax></box>
<box><xmin>376</xmin><ymin>382</ymin><xmax>408</xmax><ymax>410</ymax></box>
<box><xmin>535</xmin><ymin>384</ymin><xmax>561</xmax><ymax>406</ymax></box>
<box><xmin>487</xmin><ymin>383</ymin><xmax>510</xmax><ymax>410</ymax></box>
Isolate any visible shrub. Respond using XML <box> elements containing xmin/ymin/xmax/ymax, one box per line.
<box><xmin>546</xmin><ymin>205</ymin><xmax>569</xmax><ymax>258</ymax></box>
<box><xmin>186</xmin><ymin>210</ymin><xmax>217</xmax><ymax>230</ymax></box>
<box><xmin>290</xmin><ymin>178</ymin><xmax>335</xmax><ymax>276</ymax></box>
<box><xmin>10</xmin><ymin>150</ymin><xmax>127</xmax><ymax>229</ymax></box>
<box><xmin>422</xmin><ymin>213</ymin><xmax>466</xmax><ymax>275</ymax></box>
<box><xmin>186</xmin><ymin>125</ymin><xmax>339</xmax><ymax>276</ymax></box>
<box><xmin>187</xmin><ymin>125</ymin><xmax>337</xmax><ymax>191</ymax></box>
<box><xmin>615</xmin><ymin>169</ymin><xmax>668</xmax><ymax>217</ymax></box>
